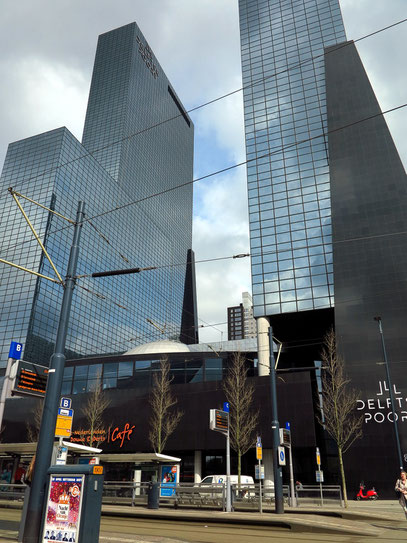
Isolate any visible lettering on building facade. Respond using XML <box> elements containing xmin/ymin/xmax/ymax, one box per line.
<box><xmin>136</xmin><ymin>36</ymin><xmax>159</xmax><ymax>79</ymax></box>
<box><xmin>357</xmin><ymin>380</ymin><xmax>407</xmax><ymax>423</ymax></box>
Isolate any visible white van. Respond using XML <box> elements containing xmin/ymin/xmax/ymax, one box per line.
<box><xmin>199</xmin><ymin>475</ymin><xmax>254</xmax><ymax>485</ymax></box>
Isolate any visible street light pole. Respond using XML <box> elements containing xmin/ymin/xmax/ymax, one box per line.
<box><xmin>268</xmin><ymin>327</ymin><xmax>284</xmax><ymax>514</ymax></box>
<box><xmin>23</xmin><ymin>201</ymin><xmax>85</xmax><ymax>543</ymax></box>
<box><xmin>374</xmin><ymin>316</ymin><xmax>404</xmax><ymax>471</ymax></box>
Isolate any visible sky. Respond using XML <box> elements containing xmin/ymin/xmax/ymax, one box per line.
<box><xmin>0</xmin><ymin>0</ymin><xmax>406</xmax><ymax>345</ymax></box>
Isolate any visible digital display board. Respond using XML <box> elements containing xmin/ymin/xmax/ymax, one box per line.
<box><xmin>209</xmin><ymin>409</ymin><xmax>229</xmax><ymax>434</ymax></box>
<box><xmin>13</xmin><ymin>360</ymin><xmax>48</xmax><ymax>397</ymax></box>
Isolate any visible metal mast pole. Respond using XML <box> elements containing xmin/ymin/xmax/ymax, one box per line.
<box><xmin>23</xmin><ymin>201</ymin><xmax>85</xmax><ymax>543</ymax></box>
<box><xmin>374</xmin><ymin>317</ymin><xmax>403</xmax><ymax>471</ymax></box>
<box><xmin>269</xmin><ymin>327</ymin><xmax>284</xmax><ymax>514</ymax></box>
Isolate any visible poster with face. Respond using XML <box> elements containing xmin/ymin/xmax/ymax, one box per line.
<box><xmin>160</xmin><ymin>465</ymin><xmax>178</xmax><ymax>497</ymax></box>
<box><xmin>42</xmin><ymin>475</ymin><xmax>84</xmax><ymax>542</ymax></box>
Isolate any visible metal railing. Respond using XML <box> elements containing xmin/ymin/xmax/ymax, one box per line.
<box><xmin>295</xmin><ymin>485</ymin><xmax>344</xmax><ymax>507</ymax></box>
<box><xmin>0</xmin><ymin>483</ymin><xmax>27</xmax><ymax>501</ymax></box>
<box><xmin>0</xmin><ymin>480</ymin><xmax>343</xmax><ymax>510</ymax></box>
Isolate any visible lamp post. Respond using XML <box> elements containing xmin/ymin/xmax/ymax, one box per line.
<box><xmin>374</xmin><ymin>316</ymin><xmax>403</xmax><ymax>470</ymax></box>
<box><xmin>268</xmin><ymin>327</ymin><xmax>284</xmax><ymax>514</ymax></box>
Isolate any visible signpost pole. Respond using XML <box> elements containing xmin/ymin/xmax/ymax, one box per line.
<box><xmin>23</xmin><ymin>201</ymin><xmax>85</xmax><ymax>543</ymax></box>
<box><xmin>316</xmin><ymin>447</ymin><xmax>323</xmax><ymax>506</ymax></box>
<box><xmin>0</xmin><ymin>342</ymin><xmax>23</xmax><ymax>431</ymax></box>
<box><xmin>258</xmin><ymin>457</ymin><xmax>263</xmax><ymax>513</ymax></box>
<box><xmin>226</xmin><ymin>425</ymin><xmax>232</xmax><ymax>513</ymax></box>
<box><xmin>288</xmin><ymin>444</ymin><xmax>296</xmax><ymax>507</ymax></box>
<box><xmin>269</xmin><ymin>327</ymin><xmax>284</xmax><ymax>514</ymax></box>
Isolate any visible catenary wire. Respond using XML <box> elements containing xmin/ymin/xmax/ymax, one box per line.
<box><xmin>0</xmin><ymin>16</ymin><xmax>405</xmax><ymax>205</ymax></box>
<box><xmin>2</xmin><ymin>99</ymin><xmax>406</xmax><ymax>259</ymax></box>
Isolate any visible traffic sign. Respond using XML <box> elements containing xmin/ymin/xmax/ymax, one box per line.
<box><xmin>255</xmin><ymin>464</ymin><xmax>265</xmax><ymax>479</ymax></box>
<box><xmin>316</xmin><ymin>470</ymin><xmax>324</xmax><ymax>483</ymax></box>
<box><xmin>9</xmin><ymin>342</ymin><xmax>23</xmax><ymax>360</ymax></box>
<box><xmin>285</xmin><ymin>422</ymin><xmax>291</xmax><ymax>430</ymax></box>
<box><xmin>256</xmin><ymin>436</ymin><xmax>262</xmax><ymax>447</ymax></box>
<box><xmin>60</xmin><ymin>397</ymin><xmax>72</xmax><ymax>409</ymax></box>
<box><xmin>316</xmin><ymin>447</ymin><xmax>321</xmax><ymax>466</ymax></box>
<box><xmin>223</xmin><ymin>402</ymin><xmax>230</xmax><ymax>413</ymax></box>
<box><xmin>256</xmin><ymin>445</ymin><xmax>262</xmax><ymax>460</ymax></box>
<box><xmin>278</xmin><ymin>446</ymin><xmax>286</xmax><ymax>466</ymax></box>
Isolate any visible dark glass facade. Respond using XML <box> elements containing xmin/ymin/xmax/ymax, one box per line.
<box><xmin>0</xmin><ymin>22</ymin><xmax>194</xmax><ymax>369</ymax></box>
<box><xmin>239</xmin><ymin>0</ymin><xmax>407</xmax><ymax>494</ymax></box>
<box><xmin>326</xmin><ymin>41</ymin><xmax>407</xmax><ymax>491</ymax></box>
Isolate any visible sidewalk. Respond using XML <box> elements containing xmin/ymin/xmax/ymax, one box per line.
<box><xmin>0</xmin><ymin>498</ymin><xmax>405</xmax><ymax>541</ymax></box>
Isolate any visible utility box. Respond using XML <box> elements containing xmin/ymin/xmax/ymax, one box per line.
<box><xmin>41</xmin><ymin>464</ymin><xmax>104</xmax><ymax>543</ymax></box>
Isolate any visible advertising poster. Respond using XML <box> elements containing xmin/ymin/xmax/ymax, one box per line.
<box><xmin>160</xmin><ymin>465</ymin><xmax>178</xmax><ymax>497</ymax></box>
<box><xmin>42</xmin><ymin>475</ymin><xmax>84</xmax><ymax>542</ymax></box>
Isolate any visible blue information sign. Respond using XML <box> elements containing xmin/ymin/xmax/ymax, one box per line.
<box><xmin>285</xmin><ymin>422</ymin><xmax>291</xmax><ymax>430</ymax></box>
<box><xmin>223</xmin><ymin>402</ymin><xmax>230</xmax><ymax>413</ymax></box>
<box><xmin>9</xmin><ymin>342</ymin><xmax>23</xmax><ymax>360</ymax></box>
<box><xmin>60</xmin><ymin>397</ymin><xmax>72</xmax><ymax>409</ymax></box>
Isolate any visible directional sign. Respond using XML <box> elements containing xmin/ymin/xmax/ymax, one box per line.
<box><xmin>278</xmin><ymin>446</ymin><xmax>286</xmax><ymax>466</ymax></box>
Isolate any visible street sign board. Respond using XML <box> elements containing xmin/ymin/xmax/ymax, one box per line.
<box><xmin>278</xmin><ymin>446</ymin><xmax>286</xmax><ymax>466</ymax></box>
<box><xmin>316</xmin><ymin>447</ymin><xmax>321</xmax><ymax>466</ymax></box>
<box><xmin>285</xmin><ymin>422</ymin><xmax>291</xmax><ymax>430</ymax></box>
<box><xmin>12</xmin><ymin>360</ymin><xmax>48</xmax><ymax>397</ymax></box>
<box><xmin>55</xmin><ymin>409</ymin><xmax>74</xmax><ymax>438</ymax></box>
<box><xmin>223</xmin><ymin>402</ymin><xmax>230</xmax><ymax>413</ymax></box>
<box><xmin>316</xmin><ymin>470</ymin><xmax>324</xmax><ymax>483</ymax></box>
<box><xmin>60</xmin><ymin>397</ymin><xmax>72</xmax><ymax>409</ymax></box>
<box><xmin>8</xmin><ymin>342</ymin><xmax>23</xmax><ymax>360</ymax></box>
<box><xmin>256</xmin><ymin>445</ymin><xmax>262</xmax><ymax>460</ymax></box>
<box><xmin>209</xmin><ymin>409</ymin><xmax>229</xmax><ymax>434</ymax></box>
<box><xmin>279</xmin><ymin>428</ymin><xmax>291</xmax><ymax>448</ymax></box>
<box><xmin>255</xmin><ymin>464</ymin><xmax>265</xmax><ymax>480</ymax></box>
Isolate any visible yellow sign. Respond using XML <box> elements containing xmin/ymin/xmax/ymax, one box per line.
<box><xmin>55</xmin><ymin>415</ymin><xmax>73</xmax><ymax>438</ymax></box>
<box><xmin>256</xmin><ymin>446</ymin><xmax>262</xmax><ymax>460</ymax></box>
<box><xmin>93</xmin><ymin>466</ymin><xmax>103</xmax><ymax>475</ymax></box>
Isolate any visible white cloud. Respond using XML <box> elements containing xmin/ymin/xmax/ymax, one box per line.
<box><xmin>0</xmin><ymin>0</ymin><xmax>405</xmax><ymax>346</ymax></box>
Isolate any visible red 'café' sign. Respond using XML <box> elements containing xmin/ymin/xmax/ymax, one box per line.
<box><xmin>70</xmin><ymin>422</ymin><xmax>135</xmax><ymax>449</ymax></box>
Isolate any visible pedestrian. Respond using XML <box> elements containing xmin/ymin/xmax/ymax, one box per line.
<box><xmin>395</xmin><ymin>470</ymin><xmax>407</xmax><ymax>519</ymax></box>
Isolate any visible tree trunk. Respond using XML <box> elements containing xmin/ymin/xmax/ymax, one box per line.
<box><xmin>338</xmin><ymin>446</ymin><xmax>348</xmax><ymax>508</ymax></box>
<box><xmin>238</xmin><ymin>451</ymin><xmax>241</xmax><ymax>493</ymax></box>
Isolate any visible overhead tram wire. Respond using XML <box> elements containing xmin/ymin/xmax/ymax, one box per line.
<box><xmin>3</xmin><ymin>96</ymin><xmax>407</xmax><ymax>270</ymax></box>
<box><xmin>0</xmin><ymin>15</ymin><xmax>405</xmax><ymax>203</ymax></box>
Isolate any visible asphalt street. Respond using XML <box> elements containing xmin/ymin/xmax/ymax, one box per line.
<box><xmin>0</xmin><ymin>502</ymin><xmax>407</xmax><ymax>542</ymax></box>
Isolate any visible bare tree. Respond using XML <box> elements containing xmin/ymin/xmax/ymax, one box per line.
<box><xmin>222</xmin><ymin>353</ymin><xmax>259</xmax><ymax>486</ymax></box>
<box><xmin>318</xmin><ymin>329</ymin><xmax>363</xmax><ymax>507</ymax></box>
<box><xmin>82</xmin><ymin>378</ymin><xmax>110</xmax><ymax>448</ymax></box>
<box><xmin>26</xmin><ymin>400</ymin><xmax>44</xmax><ymax>442</ymax></box>
<box><xmin>149</xmin><ymin>357</ymin><xmax>183</xmax><ymax>454</ymax></box>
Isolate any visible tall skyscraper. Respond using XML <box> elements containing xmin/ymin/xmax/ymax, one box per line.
<box><xmin>239</xmin><ymin>1</ymin><xmax>407</xmax><ymax>490</ymax></box>
<box><xmin>0</xmin><ymin>22</ymin><xmax>195</xmax><ymax>369</ymax></box>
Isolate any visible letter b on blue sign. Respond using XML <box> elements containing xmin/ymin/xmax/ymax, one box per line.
<box><xmin>9</xmin><ymin>342</ymin><xmax>23</xmax><ymax>360</ymax></box>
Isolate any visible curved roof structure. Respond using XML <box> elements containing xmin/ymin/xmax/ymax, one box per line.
<box><xmin>124</xmin><ymin>339</ymin><xmax>190</xmax><ymax>355</ymax></box>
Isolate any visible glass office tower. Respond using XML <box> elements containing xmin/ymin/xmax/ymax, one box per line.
<box><xmin>0</xmin><ymin>22</ymin><xmax>195</xmax><ymax>369</ymax></box>
<box><xmin>239</xmin><ymin>0</ymin><xmax>407</xmax><ymax>494</ymax></box>
<box><xmin>239</xmin><ymin>0</ymin><xmax>345</xmax><ymax>318</ymax></box>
